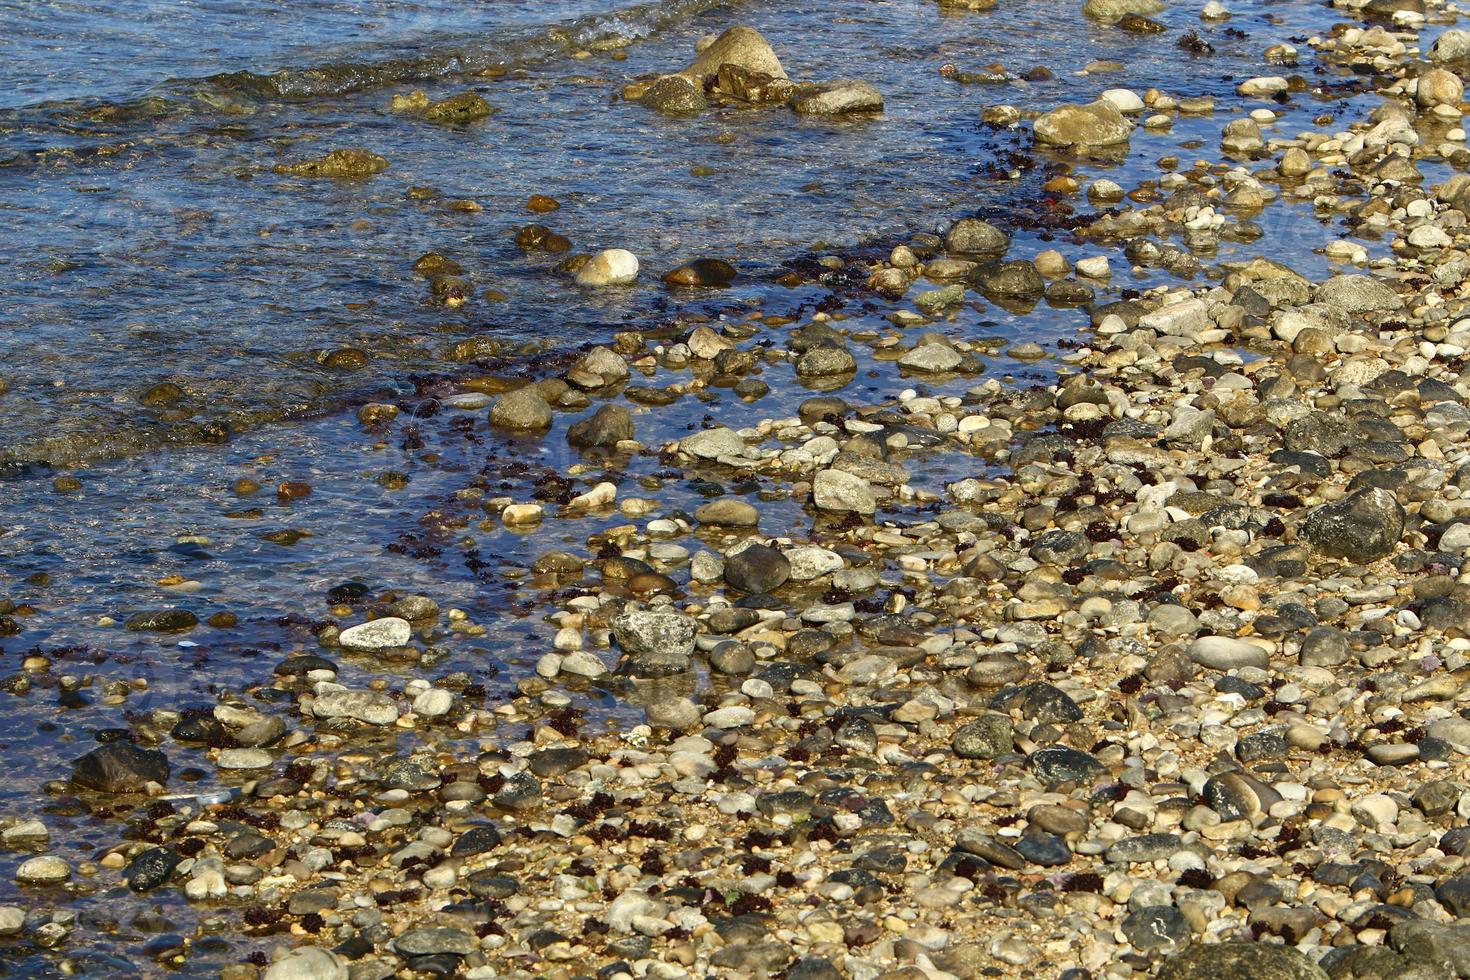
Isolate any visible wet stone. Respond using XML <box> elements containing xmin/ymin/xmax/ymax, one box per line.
<box><xmin>528</xmin><ymin>747</ymin><xmax>588</xmax><ymax>778</ymax></box>
<box><xmin>124</xmin><ymin>609</ymin><xmax>197</xmax><ymax>632</ymax></box>
<box><xmin>72</xmin><ymin>743</ymin><xmax>171</xmax><ymax>794</ymax></box>
<box><xmin>567</xmin><ymin>404</ymin><xmax>635</xmax><ymax>448</ymax></box>
<box><xmin>338</xmin><ymin>616</ymin><xmax>413</xmax><ymax>651</ymax></box>
<box><xmin>612</xmin><ymin>610</ymin><xmax>697</xmax><ymax>675</ymax></box>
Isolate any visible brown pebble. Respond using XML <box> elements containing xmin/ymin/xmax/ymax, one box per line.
<box><xmin>207</xmin><ymin>612</ymin><xmax>238</xmax><ymax>629</ymax></box>
<box><xmin>277</xmin><ymin>481</ymin><xmax>312</xmax><ymax>503</ymax></box>
<box><xmin>527</xmin><ymin>195</ymin><xmax>560</xmax><ymax>213</ymax></box>
<box><xmin>233</xmin><ymin>478</ymin><xmax>261</xmax><ymax>496</ymax></box>
<box><xmin>628</xmin><ymin>572</ymin><xmax>678</xmax><ymax>596</ymax></box>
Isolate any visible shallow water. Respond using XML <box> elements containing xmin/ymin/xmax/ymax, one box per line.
<box><xmin>0</xmin><ymin>0</ymin><xmax>1450</xmax><ymax>973</ymax></box>
<box><xmin>0</xmin><ymin>0</ymin><xmax>1399</xmax><ymax>470</ymax></box>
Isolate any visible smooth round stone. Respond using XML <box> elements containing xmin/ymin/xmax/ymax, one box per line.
<box><xmin>15</xmin><ymin>856</ymin><xmax>69</xmax><ymax>885</ymax></box>
<box><xmin>263</xmin><ymin>946</ymin><xmax>350</xmax><ymax>980</ymax></box>
<box><xmin>1187</xmin><ymin>636</ymin><xmax>1269</xmax><ymax>670</ymax></box>
<box><xmin>413</xmin><ymin>689</ymin><xmax>454</xmax><ymax>717</ymax></box>
<box><xmin>444</xmin><ymin>393</ymin><xmax>491</xmax><ymax>410</ymax></box>
<box><xmin>695</xmin><ymin>499</ymin><xmax>760</xmax><ymax>527</ymax></box>
<box><xmin>1029</xmin><ymin>746</ymin><xmax>1106</xmax><ymax>783</ymax></box>
<box><xmin>723</xmin><ymin>543</ymin><xmax>790</xmax><ymax>594</ymax></box>
<box><xmin>703</xmin><ymin>706</ymin><xmax>756</xmax><ymax>729</ymax></box>
<box><xmin>640</xmin><ymin>696</ymin><xmax>696</xmax><ymax>728</ymax></box>
<box><xmin>394</xmin><ymin>927</ymin><xmax>477</xmax><ymax>956</ymax></box>
<box><xmin>1203</xmin><ymin>771</ymin><xmax>1280</xmax><ymax>821</ymax></box>
<box><xmin>338</xmin><ymin>617</ymin><xmax>412</xmax><ymax>651</ymax></box>
<box><xmin>1105</xmin><ymin>834</ymin><xmax>1183</xmax><ymax>864</ymax></box>
<box><xmin>217</xmin><ymin>748</ymin><xmax>273</xmax><ymax>770</ymax></box>
<box><xmin>575</xmin><ymin>248</ymin><xmax>639</xmax><ymax>287</ymax></box>
<box><xmin>558</xmin><ymin>651</ymin><xmax>608</xmax><ymax>677</ymax></box>
<box><xmin>1366</xmin><ymin>742</ymin><xmax>1418</xmax><ymax>766</ymax></box>
<box><xmin>0</xmin><ymin>907</ymin><xmax>22</xmax><ymax>935</ymax></box>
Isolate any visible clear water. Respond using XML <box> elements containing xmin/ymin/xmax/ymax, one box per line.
<box><xmin>0</xmin><ymin>0</ymin><xmax>1442</xmax><ymax>972</ymax></box>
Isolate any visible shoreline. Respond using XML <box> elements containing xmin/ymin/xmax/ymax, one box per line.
<box><xmin>5</xmin><ymin>3</ymin><xmax>1470</xmax><ymax>979</ymax></box>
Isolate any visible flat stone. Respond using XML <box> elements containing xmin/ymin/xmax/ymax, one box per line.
<box><xmin>72</xmin><ymin>743</ymin><xmax>171</xmax><ymax>794</ymax></box>
<box><xmin>217</xmin><ymin>748</ymin><xmax>273</xmax><ymax>770</ymax></box>
<box><xmin>338</xmin><ymin>617</ymin><xmax>412</xmax><ymax>651</ymax></box>
<box><xmin>263</xmin><ymin>946</ymin><xmax>350</xmax><ymax>980</ymax></box>
<box><xmin>15</xmin><ymin>856</ymin><xmax>69</xmax><ymax>885</ymax></box>
<box><xmin>394</xmin><ymin>927</ymin><xmax>477</xmax><ymax>957</ymax></box>
<box><xmin>1187</xmin><ymin>636</ymin><xmax>1269</xmax><ymax>670</ymax></box>
<box><xmin>312</xmin><ymin>690</ymin><xmax>400</xmax><ymax>725</ymax></box>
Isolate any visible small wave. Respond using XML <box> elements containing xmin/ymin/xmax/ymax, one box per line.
<box><xmin>0</xmin><ymin>0</ymin><xmax>734</xmax><ymax>164</ymax></box>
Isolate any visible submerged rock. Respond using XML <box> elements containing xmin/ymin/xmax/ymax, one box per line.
<box><xmin>423</xmin><ymin>91</ymin><xmax>495</xmax><ymax>123</ymax></box>
<box><xmin>665</xmin><ymin>258</ymin><xmax>737</xmax><ymax>287</ymax></box>
<box><xmin>274</xmin><ymin>149</ymin><xmax>388</xmax><ymax>178</ymax></box>
<box><xmin>72</xmin><ymin>743</ymin><xmax>171</xmax><ymax>794</ymax></box>
<box><xmin>792</xmin><ymin>80</ymin><xmax>884</xmax><ymax>116</ymax></box>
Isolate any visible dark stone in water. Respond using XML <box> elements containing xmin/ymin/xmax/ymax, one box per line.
<box><xmin>724</xmin><ymin>543</ymin><xmax>791</xmax><ymax>595</ymax></box>
<box><xmin>73</xmin><ymin>743</ymin><xmax>171</xmax><ymax>793</ymax></box>
<box><xmin>666</xmin><ymin>259</ymin><xmax>737</xmax><ymax>287</ymax></box>
<box><xmin>273</xmin><ymin>655</ymin><xmax>339</xmax><ymax>676</ymax></box>
<box><xmin>125</xmin><ymin>847</ymin><xmax>180</xmax><ymax>892</ymax></box>
<box><xmin>567</xmin><ymin>404</ymin><xmax>634</xmax><ymax>448</ymax></box>
<box><xmin>124</xmin><ymin>609</ymin><xmax>197</xmax><ymax>632</ymax></box>
<box><xmin>170</xmin><ymin>715</ymin><xmax>227</xmax><ymax>743</ymax></box>
<box><xmin>326</xmin><ymin>582</ymin><xmax>371</xmax><ymax>604</ymax></box>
